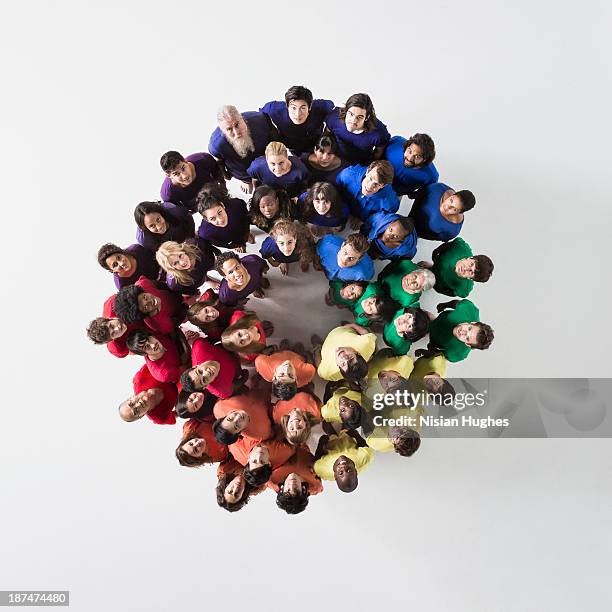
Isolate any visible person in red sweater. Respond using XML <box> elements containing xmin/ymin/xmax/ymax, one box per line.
<box><xmin>118</xmin><ymin>364</ymin><xmax>178</xmax><ymax>425</ymax></box>
<box><xmin>180</xmin><ymin>336</ymin><xmax>244</xmax><ymax>399</ymax></box>
<box><xmin>272</xmin><ymin>391</ymin><xmax>322</xmax><ymax>446</ymax></box>
<box><xmin>269</xmin><ymin>446</ymin><xmax>323</xmax><ymax>514</ymax></box>
<box><xmin>175</xmin><ymin>417</ymin><xmax>229</xmax><ymax>467</ymax></box>
<box><xmin>186</xmin><ymin>289</ymin><xmax>236</xmax><ymax>342</ymax></box>
<box><xmin>126</xmin><ymin>330</ymin><xmax>187</xmax><ymax>384</ymax></box>
<box><xmin>113</xmin><ymin>276</ymin><xmax>185</xmax><ymax>337</ymax></box>
<box><xmin>254</xmin><ymin>349</ymin><xmax>316</xmax><ymax>400</ymax></box>
<box><xmin>212</xmin><ymin>388</ymin><xmax>274</xmax><ymax>445</ymax></box>
<box><xmin>221</xmin><ymin>310</ymin><xmax>274</xmax><ymax>362</ymax></box>
<box><xmin>229</xmin><ymin>438</ymin><xmax>295</xmax><ymax>487</ymax></box>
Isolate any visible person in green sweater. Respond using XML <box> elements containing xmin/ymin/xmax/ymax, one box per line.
<box><xmin>419</xmin><ymin>299</ymin><xmax>494</xmax><ymax>363</ymax></box>
<box><xmin>351</xmin><ymin>281</ymin><xmax>397</xmax><ymax>328</ymax></box>
<box><xmin>383</xmin><ymin>307</ymin><xmax>431</xmax><ymax>356</ymax></box>
<box><xmin>325</xmin><ymin>280</ymin><xmax>368</xmax><ymax>310</ymax></box>
<box><xmin>378</xmin><ymin>258</ymin><xmax>436</xmax><ymax>308</ymax></box>
<box><xmin>419</xmin><ymin>237</ymin><xmax>494</xmax><ymax>297</ymax></box>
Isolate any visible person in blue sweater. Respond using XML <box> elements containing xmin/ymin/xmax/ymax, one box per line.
<box><xmin>324</xmin><ymin>93</ymin><xmax>390</xmax><ymax>164</ymax></box>
<box><xmin>298</xmin><ymin>182</ymin><xmax>350</xmax><ymax>236</ymax></box>
<box><xmin>385</xmin><ymin>133</ymin><xmax>439</xmax><ymax>197</ymax></box>
<box><xmin>208</xmin><ymin>105</ymin><xmax>277</xmax><ymax>193</ymax></box>
<box><xmin>362</xmin><ymin>212</ymin><xmax>418</xmax><ymax>260</ymax></box>
<box><xmin>409</xmin><ymin>183</ymin><xmax>475</xmax><ymax>242</ymax></box>
<box><xmin>316</xmin><ymin>233</ymin><xmax>374</xmax><ymax>282</ymax></box>
<box><xmin>247</xmin><ymin>141</ymin><xmax>309</xmax><ymax>198</ymax></box>
<box><xmin>260</xmin><ymin>85</ymin><xmax>334</xmax><ymax>155</ymax></box>
<box><xmin>336</xmin><ymin>160</ymin><xmax>399</xmax><ymax>224</ymax></box>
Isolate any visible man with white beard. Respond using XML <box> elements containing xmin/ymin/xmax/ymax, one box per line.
<box><xmin>208</xmin><ymin>105</ymin><xmax>277</xmax><ymax>193</ymax></box>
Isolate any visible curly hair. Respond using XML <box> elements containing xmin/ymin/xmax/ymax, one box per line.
<box><xmin>472</xmin><ymin>255</ymin><xmax>494</xmax><ymax>283</ymax></box>
<box><xmin>272</xmin><ymin>381</ymin><xmax>298</xmax><ymax>401</ymax></box>
<box><xmin>175</xmin><ymin>431</ymin><xmax>215</xmax><ymax>468</ymax></box>
<box><xmin>214</xmin><ymin>251</ymin><xmax>240</xmax><ymax>277</ymax></box>
<box><xmin>404</xmin><ymin>133</ymin><xmax>436</xmax><ymax>165</ymax></box>
<box><xmin>339</xmin><ymin>93</ymin><xmax>377</xmax><ymax>132</ymax></box>
<box><xmin>344</xmin><ymin>233</ymin><xmax>370</xmax><ymax>255</ymax></box>
<box><xmin>86</xmin><ymin>317</ymin><xmax>112</xmax><ymax>344</ymax></box>
<box><xmin>269</xmin><ymin>219</ymin><xmax>315</xmax><ymax>265</ymax></box>
<box><xmin>392</xmin><ymin>428</ymin><xmax>421</xmax><ymax>457</ymax></box>
<box><xmin>248</xmin><ymin>185</ymin><xmax>296</xmax><ymax>232</ymax></box>
<box><xmin>276</xmin><ymin>485</ymin><xmax>310</xmax><ymax>514</ymax></box>
<box><xmin>473</xmin><ymin>323</ymin><xmax>494</xmax><ymax>350</ymax></box>
<box><xmin>97</xmin><ymin>243</ymin><xmax>125</xmax><ymax>271</ymax></box>
<box><xmin>155</xmin><ymin>240</ymin><xmax>201</xmax><ymax>286</ymax></box>
<box><xmin>113</xmin><ymin>285</ymin><xmax>145</xmax><ymax>324</ymax></box>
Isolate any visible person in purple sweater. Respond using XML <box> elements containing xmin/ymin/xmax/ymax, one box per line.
<box><xmin>247</xmin><ymin>141</ymin><xmax>309</xmax><ymax>198</ymax></box>
<box><xmin>134</xmin><ymin>201</ymin><xmax>195</xmax><ymax>252</ymax></box>
<box><xmin>97</xmin><ymin>243</ymin><xmax>160</xmax><ymax>289</ymax></box>
<box><xmin>300</xmin><ymin>134</ymin><xmax>350</xmax><ymax>187</ymax></box>
<box><xmin>215</xmin><ymin>251</ymin><xmax>270</xmax><ymax>307</ymax></box>
<box><xmin>259</xmin><ymin>85</ymin><xmax>334</xmax><ymax>155</ymax></box>
<box><xmin>208</xmin><ymin>105</ymin><xmax>277</xmax><ymax>194</ymax></box>
<box><xmin>160</xmin><ymin>151</ymin><xmax>224</xmax><ymax>213</ymax></box>
<box><xmin>298</xmin><ymin>181</ymin><xmax>349</xmax><ymax>237</ymax></box>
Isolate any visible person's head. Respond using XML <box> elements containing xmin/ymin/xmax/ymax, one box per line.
<box><xmin>380</xmin><ymin>216</ymin><xmax>414</xmax><ymax>247</ymax></box>
<box><xmin>175</xmin><ymin>390</ymin><xmax>211</xmax><ymax>419</ymax></box>
<box><xmin>180</xmin><ymin>360</ymin><xmax>221</xmax><ymax>393</ymax></box>
<box><xmin>249</xmin><ymin>185</ymin><xmax>290</xmax><ymax>223</ymax></box>
<box><xmin>284</xmin><ymin>85</ymin><xmax>313</xmax><ymax>125</ymax></box>
<box><xmin>377</xmin><ymin>370</ymin><xmax>410</xmax><ymax>393</ymax></box>
<box><xmin>359</xmin><ymin>293</ymin><xmax>396</xmax><ymax>324</ymax></box>
<box><xmin>197</xmin><ymin>193</ymin><xmax>229</xmax><ymax>227</ymax></box>
<box><xmin>175</xmin><ymin>432</ymin><xmax>214</xmax><ymax>467</ymax></box>
<box><xmin>214</xmin><ymin>251</ymin><xmax>250</xmax><ymax>288</ymax></box>
<box><xmin>216</xmin><ymin>471</ymin><xmax>253</xmax><ymax>512</ymax></box>
<box><xmin>333</xmin><ymin>455</ymin><xmax>358</xmax><ymax>492</ymax></box>
<box><xmin>243</xmin><ymin>444</ymin><xmax>273</xmax><ymax>486</ymax></box>
<box><xmin>422</xmin><ymin>375</ymin><xmax>456</xmax><ymax>402</ymax></box>
<box><xmin>335</xmin><ymin>346</ymin><xmax>369</xmax><ymax>385</ymax></box>
<box><xmin>160</xmin><ymin>151</ymin><xmax>196</xmax><ymax>187</ymax></box>
<box><xmin>97</xmin><ymin>243</ymin><xmax>135</xmax><ymax>277</ymax></box>
<box><xmin>221</xmin><ymin>313</ymin><xmax>264</xmax><ymax>354</ymax></box>
<box><xmin>338</xmin><ymin>395</ymin><xmax>363</xmax><ymax>429</ymax></box>
<box><xmin>453</xmin><ymin>322</ymin><xmax>494</xmax><ymax>350</ymax></box>
<box><xmin>388</xmin><ymin>427</ymin><xmax>421</xmax><ymax>457</ymax></box>
<box><xmin>212</xmin><ymin>409</ymin><xmax>251</xmax><ymax>444</ymax></box>
<box><xmin>441</xmin><ymin>190</ymin><xmax>476</xmax><ymax>216</ymax></box>
<box><xmin>401</xmin><ymin>269</ymin><xmax>436</xmax><ymax>294</ymax></box>
<box><xmin>340</xmin><ymin>93</ymin><xmax>376</xmax><ymax>132</ymax></box>
<box><xmin>265</xmin><ymin>141</ymin><xmax>291</xmax><ymax>177</ymax></box>
<box><xmin>403</xmin><ymin>133</ymin><xmax>436</xmax><ymax>167</ymax></box>
<box><xmin>155</xmin><ymin>241</ymin><xmax>200</xmax><ymax>286</ymax></box>
<box><xmin>126</xmin><ymin>330</ymin><xmax>165</xmax><ymax>358</ymax></box>
<box><xmin>280</xmin><ymin>409</ymin><xmax>319</xmax><ymax>445</ymax></box>
<box><xmin>270</xmin><ymin>219</ymin><xmax>300</xmax><ymax>257</ymax></box>
<box><xmin>313</xmin><ymin>133</ymin><xmax>340</xmax><ymax>167</ymax></box>
<box><xmin>118</xmin><ymin>388</ymin><xmax>164</xmax><ymax>423</ymax></box>
<box><xmin>134</xmin><ymin>201</ymin><xmax>170</xmax><ymax>235</ymax></box>
<box><xmin>305</xmin><ymin>181</ymin><xmax>342</xmax><ymax>217</ymax></box>
<box><xmin>276</xmin><ymin>473</ymin><xmax>310</xmax><ymax>514</ymax></box>
<box><xmin>187</xmin><ymin>291</ymin><xmax>221</xmax><ymax>328</ymax></box>
<box><xmin>361</xmin><ymin>160</ymin><xmax>394</xmax><ymax>196</ymax></box>
<box><xmin>455</xmin><ymin>255</ymin><xmax>494</xmax><ymax>282</ymax></box>
<box><xmin>217</xmin><ymin>105</ymin><xmax>254</xmax><ymax>158</ymax></box>
<box><xmin>86</xmin><ymin>317</ymin><xmax>127</xmax><ymax>344</ymax></box>
<box><xmin>337</xmin><ymin>233</ymin><xmax>369</xmax><ymax>268</ymax></box>
<box><xmin>393</xmin><ymin>307</ymin><xmax>430</xmax><ymax>342</ymax></box>
<box><xmin>113</xmin><ymin>285</ymin><xmax>160</xmax><ymax>324</ymax></box>
<box><xmin>338</xmin><ymin>281</ymin><xmax>368</xmax><ymax>302</ymax></box>
<box><xmin>271</xmin><ymin>360</ymin><xmax>298</xmax><ymax>400</ymax></box>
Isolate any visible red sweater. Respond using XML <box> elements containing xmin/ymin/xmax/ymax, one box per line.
<box><xmin>132</xmin><ymin>364</ymin><xmax>177</xmax><ymax>425</ymax></box>
<box><xmin>182</xmin><ymin>417</ymin><xmax>229</xmax><ymax>463</ymax></box>
<box><xmin>191</xmin><ymin>337</ymin><xmax>240</xmax><ymax>399</ymax></box>
<box><xmin>196</xmin><ymin>289</ymin><xmax>236</xmax><ymax>342</ymax></box>
<box><xmin>102</xmin><ymin>294</ymin><xmax>143</xmax><ymax>358</ymax></box>
<box><xmin>135</xmin><ymin>276</ymin><xmax>183</xmax><ymax>336</ymax></box>
<box><xmin>145</xmin><ymin>334</ymin><xmax>182</xmax><ymax>384</ymax></box>
<box><xmin>227</xmin><ymin>310</ymin><xmax>267</xmax><ymax>362</ymax></box>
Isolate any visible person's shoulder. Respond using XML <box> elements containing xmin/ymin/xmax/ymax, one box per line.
<box><xmin>388</xmin><ymin>135</ymin><xmax>406</xmax><ymax>147</ymax></box>
<box><xmin>324</xmin><ymin>106</ymin><xmax>342</xmax><ymax>124</ymax></box>
<box><xmin>312</xmin><ymin>99</ymin><xmax>335</xmax><ymax>114</ymax></box>
<box><xmin>260</xmin><ymin>100</ymin><xmax>284</xmax><ymax>116</ymax></box>
<box><xmin>291</xmin><ymin>155</ymin><xmax>308</xmax><ymax>172</ymax></box>
<box><xmin>208</xmin><ymin>127</ymin><xmax>225</xmax><ymax>156</ymax></box>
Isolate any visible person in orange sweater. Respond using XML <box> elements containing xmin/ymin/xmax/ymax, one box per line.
<box><xmin>268</xmin><ymin>446</ymin><xmax>323</xmax><ymax>514</ymax></box>
<box><xmin>255</xmin><ymin>349</ymin><xmax>317</xmax><ymax>400</ymax></box>
<box><xmin>212</xmin><ymin>388</ymin><xmax>274</xmax><ymax>445</ymax></box>
<box><xmin>175</xmin><ymin>417</ymin><xmax>229</xmax><ymax>467</ymax></box>
<box><xmin>272</xmin><ymin>391</ymin><xmax>322</xmax><ymax>446</ymax></box>
<box><xmin>229</xmin><ymin>438</ymin><xmax>296</xmax><ymax>487</ymax></box>
<box><xmin>216</xmin><ymin>458</ymin><xmax>262</xmax><ymax>513</ymax></box>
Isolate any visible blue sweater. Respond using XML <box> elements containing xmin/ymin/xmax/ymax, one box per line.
<box><xmin>363</xmin><ymin>211</ymin><xmax>418</xmax><ymax>260</ymax></box>
<box><xmin>316</xmin><ymin>234</ymin><xmax>374</xmax><ymax>282</ymax></box>
<box><xmin>259</xmin><ymin>236</ymin><xmax>301</xmax><ymax>263</ymax></box>
<box><xmin>385</xmin><ymin>136</ymin><xmax>439</xmax><ymax>197</ymax></box>
<box><xmin>247</xmin><ymin>155</ymin><xmax>309</xmax><ymax>198</ymax></box>
<box><xmin>410</xmin><ymin>182</ymin><xmax>463</xmax><ymax>242</ymax></box>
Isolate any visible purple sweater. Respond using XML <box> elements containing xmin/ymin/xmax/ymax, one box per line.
<box><xmin>114</xmin><ymin>244</ymin><xmax>160</xmax><ymax>289</ymax></box>
<box><xmin>218</xmin><ymin>255</ymin><xmax>268</xmax><ymax>306</ymax></box>
<box><xmin>197</xmin><ymin>198</ymin><xmax>250</xmax><ymax>249</ymax></box>
<box><xmin>136</xmin><ymin>202</ymin><xmax>195</xmax><ymax>251</ymax></box>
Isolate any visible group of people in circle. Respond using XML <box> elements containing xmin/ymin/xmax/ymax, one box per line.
<box><xmin>87</xmin><ymin>85</ymin><xmax>495</xmax><ymax>514</ymax></box>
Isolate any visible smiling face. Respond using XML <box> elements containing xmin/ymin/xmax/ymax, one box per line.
<box><xmin>337</xmin><ymin>242</ymin><xmax>362</xmax><ymax>268</ymax></box>
<box><xmin>266</xmin><ymin>153</ymin><xmax>291</xmax><ymax>177</ymax></box>
<box><xmin>313</xmin><ymin>192</ymin><xmax>332</xmax><ymax>215</ymax></box>
<box><xmin>275</xmin><ymin>232</ymin><xmax>297</xmax><ymax>257</ymax></box>
<box><xmin>143</xmin><ymin>335</ymin><xmax>165</xmax><ymax>358</ymax></box>
<box><xmin>182</xmin><ymin>437</ymin><xmax>207</xmax><ymax>458</ymax></box>
<box><xmin>168</xmin><ymin>251</ymin><xmax>193</xmax><ymax>271</ymax></box>
<box><xmin>143</xmin><ymin>212</ymin><xmax>168</xmax><ymax>234</ymax></box>
<box><xmin>221</xmin><ymin>409</ymin><xmax>250</xmax><ymax>434</ymax></box>
<box><xmin>273</xmin><ymin>360</ymin><xmax>296</xmax><ymax>384</ymax></box>
<box><xmin>361</xmin><ymin>169</ymin><xmax>384</xmax><ymax>196</ymax></box>
<box><xmin>203</xmin><ymin>204</ymin><xmax>228</xmax><ymax>227</ymax></box>
<box><xmin>403</xmin><ymin>142</ymin><xmax>425</xmax><ymax>167</ymax></box>
<box><xmin>185</xmin><ymin>392</ymin><xmax>205</xmax><ymax>413</ymax></box>
<box><xmin>221</xmin><ymin>258</ymin><xmax>250</xmax><ymax>287</ymax></box>
<box><xmin>189</xmin><ymin>360</ymin><xmax>221</xmax><ymax>389</ymax></box>
<box><xmin>167</xmin><ymin>161</ymin><xmax>195</xmax><ymax>187</ymax></box>
<box><xmin>338</xmin><ymin>396</ymin><xmax>357</xmax><ymax>422</ymax></box>
<box><xmin>440</xmin><ymin>193</ymin><xmax>464</xmax><ymax>216</ymax></box>
<box><xmin>339</xmin><ymin>283</ymin><xmax>366</xmax><ymax>302</ymax></box>
<box><xmin>313</xmin><ymin>146</ymin><xmax>338</xmax><ymax>169</ymax></box>
<box><xmin>345</xmin><ymin>106</ymin><xmax>368</xmax><ymax>132</ymax></box>
<box><xmin>248</xmin><ymin>444</ymin><xmax>271</xmax><ymax>469</ymax></box>
<box><xmin>258</xmin><ymin>193</ymin><xmax>280</xmax><ymax>219</ymax></box>
<box><xmin>453</xmin><ymin>323</ymin><xmax>480</xmax><ymax>346</ymax></box>
<box><xmin>455</xmin><ymin>257</ymin><xmax>476</xmax><ymax>279</ymax></box>
<box><xmin>335</xmin><ymin>347</ymin><xmax>358</xmax><ymax>371</ymax></box>
<box><xmin>105</xmin><ymin>253</ymin><xmax>136</xmax><ymax>277</ymax></box>
<box><xmin>381</xmin><ymin>220</ymin><xmax>409</xmax><ymax>247</ymax></box>
<box><xmin>287</xmin><ymin>99</ymin><xmax>310</xmax><ymax>125</ymax></box>
<box><xmin>196</xmin><ymin>305</ymin><xmax>219</xmax><ymax>324</ymax></box>
<box><xmin>230</xmin><ymin>326</ymin><xmax>260</xmax><ymax>348</ymax></box>
<box><xmin>333</xmin><ymin>455</ymin><xmax>357</xmax><ymax>485</ymax></box>
<box><xmin>394</xmin><ymin>312</ymin><xmax>415</xmax><ymax>335</ymax></box>
<box><xmin>107</xmin><ymin>318</ymin><xmax>127</xmax><ymax>340</ymax></box>
<box><xmin>119</xmin><ymin>388</ymin><xmax>163</xmax><ymax>422</ymax></box>
<box><xmin>360</xmin><ymin>296</ymin><xmax>379</xmax><ymax>315</ymax></box>
<box><xmin>137</xmin><ymin>292</ymin><xmax>161</xmax><ymax>316</ymax></box>
<box><xmin>286</xmin><ymin>409</ymin><xmax>307</xmax><ymax>437</ymax></box>
<box><xmin>224</xmin><ymin>474</ymin><xmax>246</xmax><ymax>504</ymax></box>
<box><xmin>401</xmin><ymin>271</ymin><xmax>425</xmax><ymax>294</ymax></box>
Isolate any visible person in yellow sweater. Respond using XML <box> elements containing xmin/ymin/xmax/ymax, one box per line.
<box><xmin>321</xmin><ymin>383</ymin><xmax>363</xmax><ymax>431</ymax></box>
<box><xmin>314</xmin><ymin>430</ymin><xmax>373</xmax><ymax>493</ymax></box>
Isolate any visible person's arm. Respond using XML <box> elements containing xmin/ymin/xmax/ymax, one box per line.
<box><xmin>415</xmin><ymin>342</ymin><xmax>444</xmax><ymax>359</ymax></box>
<box><xmin>216</xmin><ymin>158</ymin><xmax>233</xmax><ymax>181</ymax></box>
<box><xmin>314</xmin><ymin>435</ymin><xmax>330</xmax><ymax>460</ymax></box>
<box><xmin>322</xmin><ymin>420</ymin><xmax>337</xmax><ymax>436</ymax></box>
<box><xmin>436</xmin><ymin>299</ymin><xmax>459</xmax><ymax>313</ymax></box>
<box><xmin>346</xmin><ymin>429</ymin><xmax>368</xmax><ymax>448</ymax></box>
<box><xmin>431</xmin><ymin>240</ymin><xmax>453</xmax><ymax>261</ymax></box>
<box><xmin>323</xmin><ymin>380</ymin><xmax>343</xmax><ymax>403</ymax></box>
<box><xmin>343</xmin><ymin>322</ymin><xmax>370</xmax><ymax>335</ymax></box>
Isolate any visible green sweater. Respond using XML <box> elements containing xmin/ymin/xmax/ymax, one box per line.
<box><xmin>328</xmin><ymin>280</ymin><xmax>359</xmax><ymax>308</ymax></box>
<box><xmin>429</xmin><ymin>299</ymin><xmax>480</xmax><ymax>363</ymax></box>
<box><xmin>378</xmin><ymin>259</ymin><xmax>421</xmax><ymax>308</ymax></box>
<box><xmin>431</xmin><ymin>237</ymin><xmax>474</xmax><ymax>298</ymax></box>
<box><xmin>382</xmin><ymin>309</ymin><xmax>416</xmax><ymax>356</ymax></box>
<box><xmin>353</xmin><ymin>282</ymin><xmax>385</xmax><ymax>327</ymax></box>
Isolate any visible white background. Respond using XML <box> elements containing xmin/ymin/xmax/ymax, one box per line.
<box><xmin>1</xmin><ymin>1</ymin><xmax>611</xmax><ymax>610</ymax></box>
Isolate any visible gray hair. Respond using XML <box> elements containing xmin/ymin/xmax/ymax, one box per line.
<box><xmin>217</xmin><ymin>105</ymin><xmax>241</xmax><ymax>124</ymax></box>
<box><xmin>420</xmin><ymin>269</ymin><xmax>436</xmax><ymax>291</ymax></box>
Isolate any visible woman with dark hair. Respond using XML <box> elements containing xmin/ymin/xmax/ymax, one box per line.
<box><xmin>175</xmin><ymin>417</ymin><xmax>229</xmax><ymax>467</ymax></box>
<box><xmin>175</xmin><ymin>389</ymin><xmax>217</xmax><ymax>420</ymax></box>
<box><xmin>324</xmin><ymin>93</ymin><xmax>390</xmax><ymax>164</ymax></box>
<box><xmin>186</xmin><ymin>289</ymin><xmax>236</xmax><ymax>342</ymax></box>
<box><xmin>97</xmin><ymin>243</ymin><xmax>160</xmax><ymax>289</ymax></box>
<box><xmin>350</xmin><ymin>282</ymin><xmax>397</xmax><ymax>328</ymax></box>
<box><xmin>409</xmin><ymin>183</ymin><xmax>476</xmax><ymax>242</ymax></box>
<box><xmin>248</xmin><ymin>185</ymin><xmax>299</xmax><ymax>233</ymax></box>
<box><xmin>363</xmin><ymin>212</ymin><xmax>418</xmax><ymax>260</ymax></box>
<box><xmin>325</xmin><ymin>281</ymin><xmax>369</xmax><ymax>310</ymax></box>
<box><xmin>321</xmin><ymin>385</ymin><xmax>363</xmax><ymax>430</ymax></box>
<box><xmin>230</xmin><ymin>440</ymin><xmax>295</xmax><ymax>488</ymax></box>
<box><xmin>298</xmin><ymin>181</ymin><xmax>349</xmax><ymax>236</ymax></box>
<box><xmin>134</xmin><ymin>201</ymin><xmax>195</xmax><ymax>252</ymax></box>
<box><xmin>383</xmin><ymin>307</ymin><xmax>431</xmax><ymax>356</ymax></box>
<box><xmin>220</xmin><ymin>311</ymin><xmax>270</xmax><ymax>363</ymax></box>
<box><xmin>299</xmin><ymin>134</ymin><xmax>349</xmax><ymax>186</ymax></box>
<box><xmin>196</xmin><ymin>188</ymin><xmax>253</xmax><ymax>252</ymax></box>
<box><xmin>126</xmin><ymin>330</ymin><xmax>185</xmax><ymax>384</ymax></box>
<box><xmin>215</xmin><ymin>459</ymin><xmax>258</xmax><ymax>513</ymax></box>
<box><xmin>259</xmin><ymin>219</ymin><xmax>316</xmax><ymax>274</ymax></box>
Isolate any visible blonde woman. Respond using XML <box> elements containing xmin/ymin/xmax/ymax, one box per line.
<box><xmin>155</xmin><ymin>239</ymin><xmax>216</xmax><ymax>295</ymax></box>
<box><xmin>272</xmin><ymin>392</ymin><xmax>322</xmax><ymax>446</ymax></box>
<box><xmin>259</xmin><ymin>219</ymin><xmax>317</xmax><ymax>275</ymax></box>
<box><xmin>247</xmin><ymin>141</ymin><xmax>309</xmax><ymax>197</ymax></box>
